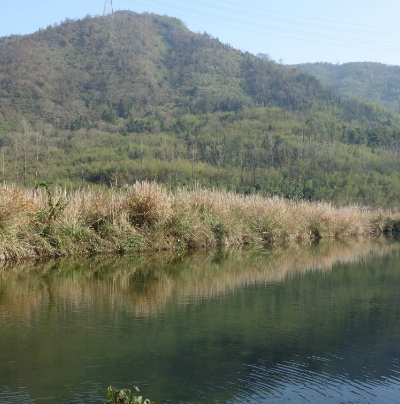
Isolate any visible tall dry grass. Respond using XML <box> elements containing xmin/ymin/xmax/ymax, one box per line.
<box><xmin>0</xmin><ymin>181</ymin><xmax>399</xmax><ymax>259</ymax></box>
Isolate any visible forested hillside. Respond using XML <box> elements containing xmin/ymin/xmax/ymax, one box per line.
<box><xmin>1</xmin><ymin>11</ymin><xmax>400</xmax><ymax>207</ymax></box>
<box><xmin>0</xmin><ymin>10</ymin><xmax>340</xmax><ymax>129</ymax></box>
<box><xmin>293</xmin><ymin>62</ymin><xmax>400</xmax><ymax>114</ymax></box>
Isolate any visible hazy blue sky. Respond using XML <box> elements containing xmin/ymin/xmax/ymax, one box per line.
<box><xmin>1</xmin><ymin>0</ymin><xmax>400</xmax><ymax>65</ymax></box>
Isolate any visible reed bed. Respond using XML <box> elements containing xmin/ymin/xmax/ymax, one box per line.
<box><xmin>0</xmin><ymin>181</ymin><xmax>399</xmax><ymax>260</ymax></box>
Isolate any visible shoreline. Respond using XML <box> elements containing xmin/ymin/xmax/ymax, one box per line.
<box><xmin>1</xmin><ymin>181</ymin><xmax>399</xmax><ymax>261</ymax></box>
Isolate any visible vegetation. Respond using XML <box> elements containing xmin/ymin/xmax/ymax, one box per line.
<box><xmin>1</xmin><ymin>12</ymin><xmax>400</xmax><ymax>206</ymax></box>
<box><xmin>0</xmin><ymin>11</ymin><xmax>346</xmax><ymax>129</ymax></box>
<box><xmin>104</xmin><ymin>386</ymin><xmax>153</xmax><ymax>404</ymax></box>
<box><xmin>0</xmin><ymin>181</ymin><xmax>399</xmax><ymax>260</ymax></box>
<box><xmin>293</xmin><ymin>62</ymin><xmax>400</xmax><ymax>114</ymax></box>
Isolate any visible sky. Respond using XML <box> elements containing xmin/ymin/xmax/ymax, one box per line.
<box><xmin>1</xmin><ymin>0</ymin><xmax>400</xmax><ymax>65</ymax></box>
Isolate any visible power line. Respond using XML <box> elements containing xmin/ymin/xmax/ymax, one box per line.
<box><xmin>129</xmin><ymin>0</ymin><xmax>400</xmax><ymax>47</ymax></box>
<box><xmin>173</xmin><ymin>0</ymin><xmax>400</xmax><ymax>39</ymax></box>
<box><xmin>194</xmin><ymin>0</ymin><xmax>400</xmax><ymax>32</ymax></box>
<box><xmin>123</xmin><ymin>0</ymin><xmax>400</xmax><ymax>52</ymax></box>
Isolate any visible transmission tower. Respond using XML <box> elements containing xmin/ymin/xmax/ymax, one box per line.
<box><xmin>103</xmin><ymin>0</ymin><xmax>114</xmax><ymax>17</ymax></box>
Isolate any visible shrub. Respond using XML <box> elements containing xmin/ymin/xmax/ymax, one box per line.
<box><xmin>104</xmin><ymin>386</ymin><xmax>154</xmax><ymax>404</ymax></box>
<box><xmin>123</xmin><ymin>182</ymin><xmax>172</xmax><ymax>228</ymax></box>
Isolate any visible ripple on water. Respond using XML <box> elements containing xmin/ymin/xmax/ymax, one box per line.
<box><xmin>230</xmin><ymin>356</ymin><xmax>400</xmax><ymax>404</ymax></box>
<box><xmin>1</xmin><ymin>242</ymin><xmax>400</xmax><ymax>403</ymax></box>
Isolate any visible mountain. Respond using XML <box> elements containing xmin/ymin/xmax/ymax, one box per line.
<box><xmin>0</xmin><ymin>11</ymin><xmax>328</xmax><ymax>129</ymax></box>
<box><xmin>1</xmin><ymin>11</ymin><xmax>400</xmax><ymax>207</ymax></box>
<box><xmin>0</xmin><ymin>11</ymin><xmax>397</xmax><ymax>129</ymax></box>
<box><xmin>292</xmin><ymin>62</ymin><xmax>400</xmax><ymax>114</ymax></box>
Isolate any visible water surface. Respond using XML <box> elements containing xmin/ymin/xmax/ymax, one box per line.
<box><xmin>1</xmin><ymin>238</ymin><xmax>400</xmax><ymax>403</ymax></box>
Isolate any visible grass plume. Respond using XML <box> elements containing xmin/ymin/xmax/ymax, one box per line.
<box><xmin>0</xmin><ymin>181</ymin><xmax>399</xmax><ymax>259</ymax></box>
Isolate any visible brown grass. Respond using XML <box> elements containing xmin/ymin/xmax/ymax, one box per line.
<box><xmin>0</xmin><ymin>181</ymin><xmax>399</xmax><ymax>259</ymax></box>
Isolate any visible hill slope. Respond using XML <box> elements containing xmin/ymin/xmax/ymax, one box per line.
<box><xmin>292</xmin><ymin>62</ymin><xmax>400</xmax><ymax>114</ymax></box>
<box><xmin>0</xmin><ymin>11</ymin><xmax>330</xmax><ymax>128</ymax></box>
<box><xmin>0</xmin><ymin>11</ymin><xmax>398</xmax><ymax>129</ymax></box>
<box><xmin>1</xmin><ymin>12</ymin><xmax>400</xmax><ymax>207</ymax></box>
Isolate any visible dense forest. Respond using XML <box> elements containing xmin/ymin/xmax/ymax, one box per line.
<box><xmin>1</xmin><ymin>11</ymin><xmax>400</xmax><ymax>207</ymax></box>
<box><xmin>293</xmin><ymin>62</ymin><xmax>400</xmax><ymax>114</ymax></box>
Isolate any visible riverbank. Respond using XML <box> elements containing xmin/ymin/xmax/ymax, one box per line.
<box><xmin>0</xmin><ymin>181</ymin><xmax>399</xmax><ymax>260</ymax></box>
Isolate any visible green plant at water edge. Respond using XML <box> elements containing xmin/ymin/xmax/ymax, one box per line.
<box><xmin>120</xmin><ymin>233</ymin><xmax>146</xmax><ymax>253</ymax></box>
<box><xmin>104</xmin><ymin>386</ymin><xmax>154</xmax><ymax>404</ymax></box>
<box><xmin>36</xmin><ymin>181</ymin><xmax>69</xmax><ymax>235</ymax></box>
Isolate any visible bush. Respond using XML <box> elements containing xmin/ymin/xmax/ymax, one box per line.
<box><xmin>104</xmin><ymin>386</ymin><xmax>154</xmax><ymax>404</ymax></box>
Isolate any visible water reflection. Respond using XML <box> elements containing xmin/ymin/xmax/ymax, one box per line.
<box><xmin>0</xmin><ymin>238</ymin><xmax>400</xmax><ymax>403</ymax></box>
<box><xmin>1</xmin><ymin>237</ymin><xmax>398</xmax><ymax>317</ymax></box>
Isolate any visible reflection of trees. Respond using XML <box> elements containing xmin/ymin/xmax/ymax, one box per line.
<box><xmin>1</xmin><ymin>238</ymin><xmax>398</xmax><ymax>318</ymax></box>
<box><xmin>1</xmin><ymin>239</ymin><xmax>400</xmax><ymax>404</ymax></box>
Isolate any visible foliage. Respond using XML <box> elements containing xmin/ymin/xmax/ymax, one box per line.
<box><xmin>2</xmin><ymin>105</ymin><xmax>400</xmax><ymax>207</ymax></box>
<box><xmin>36</xmin><ymin>181</ymin><xmax>69</xmax><ymax>234</ymax></box>
<box><xmin>104</xmin><ymin>386</ymin><xmax>153</xmax><ymax>404</ymax></box>
<box><xmin>1</xmin><ymin>12</ymin><xmax>400</xmax><ymax>207</ymax></box>
<box><xmin>0</xmin><ymin>11</ymin><xmax>398</xmax><ymax>127</ymax></box>
<box><xmin>293</xmin><ymin>62</ymin><xmax>400</xmax><ymax>114</ymax></box>
<box><xmin>0</xmin><ymin>11</ymin><xmax>340</xmax><ymax>125</ymax></box>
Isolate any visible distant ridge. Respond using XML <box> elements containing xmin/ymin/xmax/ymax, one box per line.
<box><xmin>292</xmin><ymin>62</ymin><xmax>400</xmax><ymax>114</ymax></box>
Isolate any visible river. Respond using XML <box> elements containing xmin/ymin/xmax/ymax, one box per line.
<box><xmin>1</xmin><ymin>238</ymin><xmax>400</xmax><ymax>403</ymax></box>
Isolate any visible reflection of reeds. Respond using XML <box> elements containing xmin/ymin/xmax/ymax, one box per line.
<box><xmin>1</xmin><ymin>238</ymin><xmax>398</xmax><ymax>318</ymax></box>
<box><xmin>1</xmin><ymin>181</ymin><xmax>400</xmax><ymax>259</ymax></box>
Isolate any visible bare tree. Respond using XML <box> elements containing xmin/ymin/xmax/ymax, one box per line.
<box><xmin>0</xmin><ymin>145</ymin><xmax>6</xmax><ymax>184</ymax></box>
<box><xmin>239</xmin><ymin>146</ymin><xmax>245</xmax><ymax>185</ymax></box>
<box><xmin>76</xmin><ymin>138</ymin><xmax>87</xmax><ymax>186</ymax></box>
<box><xmin>13</xmin><ymin>120</ymin><xmax>32</xmax><ymax>186</ymax></box>
<box><xmin>215</xmin><ymin>135</ymin><xmax>224</xmax><ymax>184</ymax></box>
<box><xmin>13</xmin><ymin>134</ymin><xmax>20</xmax><ymax>185</ymax></box>
<box><xmin>191</xmin><ymin>139</ymin><xmax>197</xmax><ymax>182</ymax></box>
<box><xmin>70</xmin><ymin>100</ymin><xmax>87</xmax><ymax>122</ymax></box>
<box><xmin>43</xmin><ymin>136</ymin><xmax>54</xmax><ymax>182</ymax></box>
<box><xmin>19</xmin><ymin>120</ymin><xmax>33</xmax><ymax>188</ymax></box>
<box><xmin>33</xmin><ymin>122</ymin><xmax>45</xmax><ymax>186</ymax></box>
<box><xmin>139</xmin><ymin>141</ymin><xmax>145</xmax><ymax>182</ymax></box>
